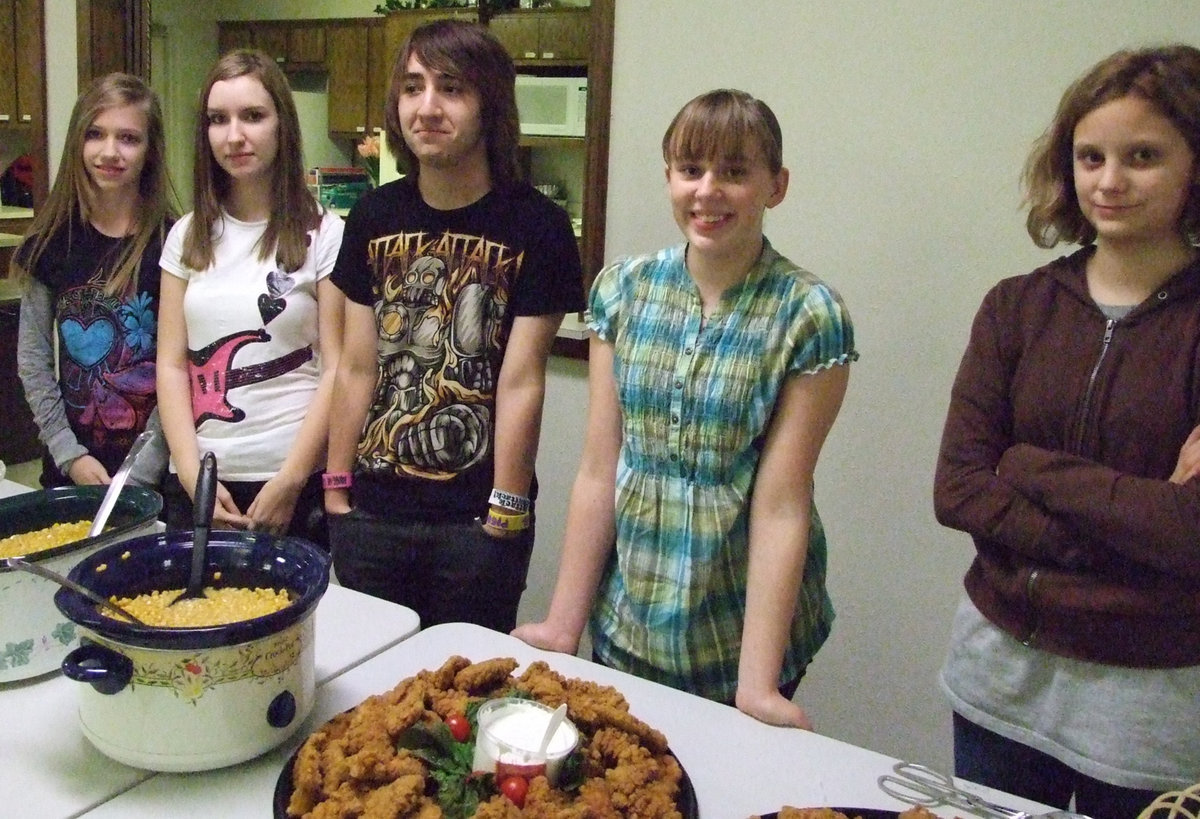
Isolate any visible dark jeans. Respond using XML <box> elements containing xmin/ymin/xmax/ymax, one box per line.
<box><xmin>329</xmin><ymin>507</ymin><xmax>534</xmax><ymax>633</ymax></box>
<box><xmin>953</xmin><ymin>712</ymin><xmax>1160</xmax><ymax>819</ymax></box>
<box><xmin>161</xmin><ymin>471</ymin><xmax>328</xmax><ymax>550</ymax></box>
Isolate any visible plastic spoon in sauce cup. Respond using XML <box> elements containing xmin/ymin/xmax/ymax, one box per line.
<box><xmin>537</xmin><ymin>703</ymin><xmax>568</xmax><ymax>763</ymax></box>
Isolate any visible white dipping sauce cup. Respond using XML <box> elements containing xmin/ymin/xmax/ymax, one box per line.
<box><xmin>471</xmin><ymin>698</ymin><xmax>579</xmax><ymax>785</ymax></box>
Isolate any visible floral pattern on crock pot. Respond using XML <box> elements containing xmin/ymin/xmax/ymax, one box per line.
<box><xmin>1</xmin><ymin>623</ymin><xmax>77</xmax><ymax>670</ymax></box>
<box><xmin>1</xmin><ymin>639</ymin><xmax>34</xmax><ymax>669</ymax></box>
<box><xmin>52</xmin><ymin>622</ymin><xmax>77</xmax><ymax>644</ymax></box>
<box><xmin>112</xmin><ymin>626</ymin><xmax>303</xmax><ymax>705</ymax></box>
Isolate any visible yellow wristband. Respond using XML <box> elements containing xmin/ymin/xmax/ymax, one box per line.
<box><xmin>485</xmin><ymin>508</ymin><xmax>530</xmax><ymax>532</ymax></box>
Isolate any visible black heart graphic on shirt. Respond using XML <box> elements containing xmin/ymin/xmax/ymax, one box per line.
<box><xmin>258</xmin><ymin>293</ymin><xmax>285</xmax><ymax>325</ymax></box>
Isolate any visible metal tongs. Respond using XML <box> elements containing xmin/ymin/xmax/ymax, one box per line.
<box><xmin>878</xmin><ymin>762</ymin><xmax>1091</xmax><ymax>819</ymax></box>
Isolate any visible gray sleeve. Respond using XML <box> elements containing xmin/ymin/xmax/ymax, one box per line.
<box><xmin>128</xmin><ymin>406</ymin><xmax>169</xmax><ymax>488</ymax></box>
<box><xmin>17</xmin><ymin>279</ymin><xmax>87</xmax><ymax>472</ymax></box>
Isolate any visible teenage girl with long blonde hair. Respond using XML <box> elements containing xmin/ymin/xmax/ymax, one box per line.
<box><xmin>14</xmin><ymin>72</ymin><xmax>175</xmax><ymax>488</ymax></box>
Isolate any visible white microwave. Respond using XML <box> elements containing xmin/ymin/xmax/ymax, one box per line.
<box><xmin>515</xmin><ymin>75</ymin><xmax>588</xmax><ymax>138</ymax></box>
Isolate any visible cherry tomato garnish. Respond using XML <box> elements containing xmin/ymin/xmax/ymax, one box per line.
<box><xmin>445</xmin><ymin>712</ymin><xmax>470</xmax><ymax>742</ymax></box>
<box><xmin>499</xmin><ymin>774</ymin><xmax>528</xmax><ymax>807</ymax></box>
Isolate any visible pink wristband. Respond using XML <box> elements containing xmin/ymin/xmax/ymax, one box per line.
<box><xmin>322</xmin><ymin>472</ymin><xmax>352</xmax><ymax>490</ymax></box>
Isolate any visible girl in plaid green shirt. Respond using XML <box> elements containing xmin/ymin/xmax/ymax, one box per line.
<box><xmin>515</xmin><ymin>90</ymin><xmax>856</xmax><ymax>729</ymax></box>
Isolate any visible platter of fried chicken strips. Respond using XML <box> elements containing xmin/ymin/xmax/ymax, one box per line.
<box><xmin>277</xmin><ymin>655</ymin><xmax>697</xmax><ymax>818</ymax></box>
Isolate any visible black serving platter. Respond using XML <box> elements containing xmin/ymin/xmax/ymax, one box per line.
<box><xmin>758</xmin><ymin>806</ymin><xmax>902</xmax><ymax>811</ymax></box>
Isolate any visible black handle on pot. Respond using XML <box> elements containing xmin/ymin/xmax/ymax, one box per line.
<box><xmin>61</xmin><ymin>642</ymin><xmax>133</xmax><ymax>695</ymax></box>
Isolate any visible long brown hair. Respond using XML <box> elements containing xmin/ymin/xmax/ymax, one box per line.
<box><xmin>1024</xmin><ymin>45</ymin><xmax>1200</xmax><ymax>248</ymax></box>
<box><xmin>182</xmin><ymin>49</ymin><xmax>319</xmax><ymax>273</ymax></box>
<box><xmin>383</xmin><ymin>19</ymin><xmax>521</xmax><ymax>186</ymax></box>
<box><xmin>10</xmin><ymin>72</ymin><xmax>176</xmax><ymax>296</ymax></box>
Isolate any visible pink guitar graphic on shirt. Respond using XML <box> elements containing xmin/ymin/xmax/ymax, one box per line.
<box><xmin>187</xmin><ymin>329</ymin><xmax>313</xmax><ymax>425</ymax></box>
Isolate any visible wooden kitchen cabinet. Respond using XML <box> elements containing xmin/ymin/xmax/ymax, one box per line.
<box><xmin>14</xmin><ymin>0</ymin><xmax>40</xmax><ymax>127</ymax></box>
<box><xmin>217</xmin><ymin>20</ymin><xmax>253</xmax><ymax>54</ymax></box>
<box><xmin>217</xmin><ymin>20</ymin><xmax>326</xmax><ymax>71</ymax></box>
<box><xmin>0</xmin><ymin>215</ymin><xmax>33</xmax><ymax>239</ymax></box>
<box><xmin>77</xmin><ymin>0</ymin><xmax>150</xmax><ymax>86</ymax></box>
<box><xmin>0</xmin><ymin>0</ymin><xmax>43</xmax><ymax>128</ymax></box>
<box><xmin>0</xmin><ymin>1</ymin><xmax>16</xmax><ymax>124</ymax></box>
<box><xmin>326</xmin><ymin>18</ymin><xmax>388</xmax><ymax>137</ymax></box>
<box><xmin>383</xmin><ymin>8</ymin><xmax>479</xmax><ymax>75</ymax></box>
<box><xmin>368</xmin><ymin>20</ymin><xmax>388</xmax><ymax>130</ymax></box>
<box><xmin>253</xmin><ymin>22</ymin><xmax>290</xmax><ymax>63</ymax></box>
<box><xmin>489</xmin><ymin>8</ymin><xmax>589</xmax><ymax>64</ymax></box>
<box><xmin>325</xmin><ymin>22</ymin><xmax>369</xmax><ymax>136</ymax></box>
<box><xmin>283</xmin><ymin>22</ymin><xmax>327</xmax><ymax>68</ymax></box>
<box><xmin>0</xmin><ymin>0</ymin><xmax>47</xmax><ymax>214</ymax></box>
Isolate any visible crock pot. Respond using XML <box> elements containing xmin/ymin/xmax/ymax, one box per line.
<box><xmin>53</xmin><ymin>530</ymin><xmax>330</xmax><ymax>772</ymax></box>
<box><xmin>0</xmin><ymin>485</ymin><xmax>161</xmax><ymax>682</ymax></box>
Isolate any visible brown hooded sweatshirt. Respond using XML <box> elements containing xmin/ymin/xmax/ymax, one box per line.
<box><xmin>935</xmin><ymin>246</ymin><xmax>1200</xmax><ymax>668</ymax></box>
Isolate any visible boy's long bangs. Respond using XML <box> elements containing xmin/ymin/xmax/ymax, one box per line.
<box><xmin>407</xmin><ymin>24</ymin><xmax>474</xmax><ymax>89</ymax></box>
<box><xmin>666</xmin><ymin>103</ymin><xmax>760</xmax><ymax>166</ymax></box>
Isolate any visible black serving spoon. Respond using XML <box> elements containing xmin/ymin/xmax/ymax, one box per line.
<box><xmin>172</xmin><ymin>451</ymin><xmax>217</xmax><ymax>605</ymax></box>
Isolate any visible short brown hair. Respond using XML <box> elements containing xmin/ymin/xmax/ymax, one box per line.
<box><xmin>1024</xmin><ymin>44</ymin><xmax>1200</xmax><ymax>248</ymax></box>
<box><xmin>184</xmin><ymin>49</ymin><xmax>319</xmax><ymax>272</ymax></box>
<box><xmin>662</xmin><ymin>89</ymin><xmax>784</xmax><ymax>175</ymax></box>
<box><xmin>383</xmin><ymin>19</ymin><xmax>520</xmax><ymax>186</ymax></box>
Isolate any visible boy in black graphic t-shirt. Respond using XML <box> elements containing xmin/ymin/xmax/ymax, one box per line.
<box><xmin>325</xmin><ymin>19</ymin><xmax>583</xmax><ymax>631</ymax></box>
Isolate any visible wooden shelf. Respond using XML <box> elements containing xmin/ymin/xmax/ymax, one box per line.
<box><xmin>520</xmin><ymin>134</ymin><xmax>585</xmax><ymax>149</ymax></box>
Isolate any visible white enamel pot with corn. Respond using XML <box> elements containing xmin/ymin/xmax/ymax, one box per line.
<box><xmin>53</xmin><ymin>530</ymin><xmax>330</xmax><ymax>772</ymax></box>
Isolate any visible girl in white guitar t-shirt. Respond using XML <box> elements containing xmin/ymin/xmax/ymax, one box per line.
<box><xmin>157</xmin><ymin>49</ymin><xmax>344</xmax><ymax>542</ymax></box>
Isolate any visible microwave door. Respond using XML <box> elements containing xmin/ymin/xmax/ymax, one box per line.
<box><xmin>520</xmin><ymin>84</ymin><xmax>568</xmax><ymax>136</ymax></box>
<box><xmin>516</xmin><ymin>75</ymin><xmax>587</xmax><ymax>137</ymax></box>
